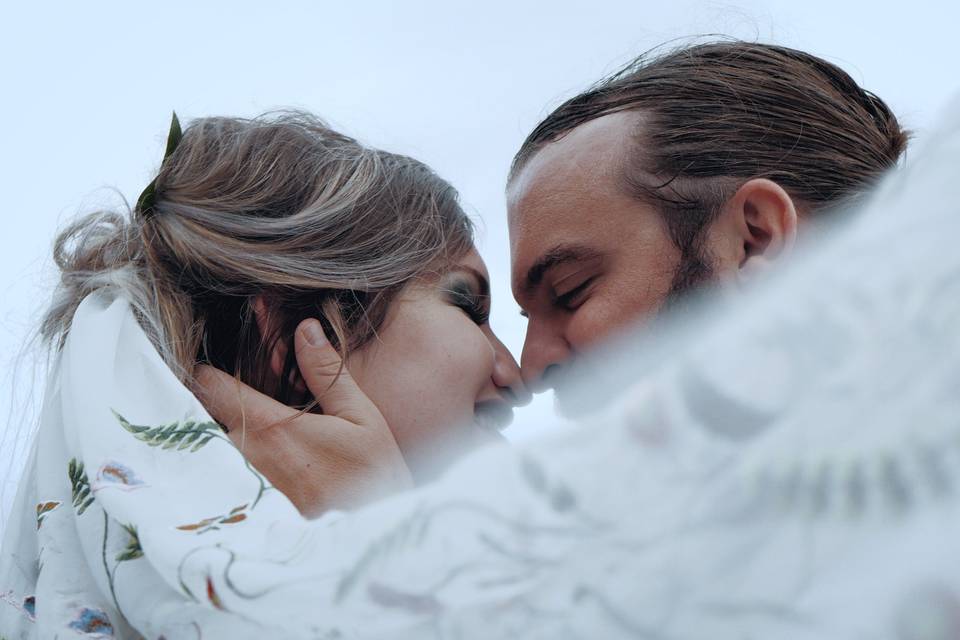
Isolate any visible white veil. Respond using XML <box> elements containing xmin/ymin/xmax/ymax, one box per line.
<box><xmin>1</xmin><ymin>95</ymin><xmax>958</xmax><ymax>638</ymax></box>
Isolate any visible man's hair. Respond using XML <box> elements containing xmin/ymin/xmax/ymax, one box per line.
<box><xmin>510</xmin><ymin>41</ymin><xmax>908</xmax><ymax>286</ymax></box>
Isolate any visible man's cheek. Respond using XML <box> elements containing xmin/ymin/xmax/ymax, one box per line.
<box><xmin>569</xmin><ymin>299</ymin><xmax>635</xmax><ymax>350</ymax></box>
<box><xmin>566</xmin><ymin>304</ymin><xmax>607</xmax><ymax>350</ymax></box>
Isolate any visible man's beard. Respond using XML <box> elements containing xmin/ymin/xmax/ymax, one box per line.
<box><xmin>660</xmin><ymin>244</ymin><xmax>716</xmax><ymax>315</ymax></box>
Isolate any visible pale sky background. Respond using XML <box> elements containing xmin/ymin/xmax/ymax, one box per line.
<box><xmin>0</xmin><ymin>0</ymin><xmax>957</xmax><ymax>476</ymax></box>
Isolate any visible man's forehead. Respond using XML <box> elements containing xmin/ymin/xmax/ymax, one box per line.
<box><xmin>508</xmin><ymin>111</ymin><xmax>639</xmax><ymax>209</ymax></box>
<box><xmin>507</xmin><ymin>111</ymin><xmax>639</xmax><ymax>287</ymax></box>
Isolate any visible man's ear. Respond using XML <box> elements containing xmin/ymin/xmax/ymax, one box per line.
<box><xmin>251</xmin><ymin>295</ymin><xmax>288</xmax><ymax>381</ymax></box>
<box><xmin>724</xmin><ymin>178</ymin><xmax>798</xmax><ymax>284</ymax></box>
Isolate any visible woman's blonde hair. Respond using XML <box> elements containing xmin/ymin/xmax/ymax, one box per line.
<box><xmin>41</xmin><ymin>111</ymin><xmax>474</xmax><ymax>402</ymax></box>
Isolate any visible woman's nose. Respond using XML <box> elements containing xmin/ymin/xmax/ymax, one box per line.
<box><xmin>488</xmin><ymin>332</ymin><xmax>532</xmax><ymax>407</ymax></box>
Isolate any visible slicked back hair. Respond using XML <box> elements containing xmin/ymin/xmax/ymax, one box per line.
<box><xmin>510</xmin><ymin>41</ymin><xmax>908</xmax><ymax>285</ymax></box>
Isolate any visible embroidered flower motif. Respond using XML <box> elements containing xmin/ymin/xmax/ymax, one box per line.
<box><xmin>67</xmin><ymin>606</ymin><xmax>114</xmax><ymax>637</ymax></box>
<box><xmin>0</xmin><ymin>591</ymin><xmax>37</xmax><ymax>622</ymax></box>
<box><xmin>91</xmin><ymin>460</ymin><xmax>147</xmax><ymax>492</ymax></box>
<box><xmin>36</xmin><ymin>500</ymin><xmax>61</xmax><ymax>529</ymax></box>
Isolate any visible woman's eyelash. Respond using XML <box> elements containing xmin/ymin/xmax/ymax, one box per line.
<box><xmin>448</xmin><ymin>283</ymin><xmax>489</xmax><ymax>324</ymax></box>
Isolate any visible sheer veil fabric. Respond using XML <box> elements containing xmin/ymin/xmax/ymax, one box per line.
<box><xmin>2</xmin><ymin>96</ymin><xmax>959</xmax><ymax>638</ymax></box>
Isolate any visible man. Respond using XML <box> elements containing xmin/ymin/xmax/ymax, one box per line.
<box><xmin>505</xmin><ymin>41</ymin><xmax>906</xmax><ymax>399</ymax></box>
<box><xmin>195</xmin><ymin>41</ymin><xmax>907</xmax><ymax>510</ymax></box>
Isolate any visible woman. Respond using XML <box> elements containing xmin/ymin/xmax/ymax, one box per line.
<box><xmin>39</xmin><ymin>110</ymin><xmax>528</xmax><ymax>516</ymax></box>
<box><xmin>0</xmin><ymin>110</ymin><xmax>531</xmax><ymax>637</ymax></box>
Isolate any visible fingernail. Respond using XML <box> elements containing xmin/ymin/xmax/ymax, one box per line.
<box><xmin>302</xmin><ymin>320</ymin><xmax>327</xmax><ymax>346</ymax></box>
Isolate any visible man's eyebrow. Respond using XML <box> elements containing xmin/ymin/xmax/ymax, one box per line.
<box><xmin>522</xmin><ymin>244</ymin><xmax>600</xmax><ymax>296</ymax></box>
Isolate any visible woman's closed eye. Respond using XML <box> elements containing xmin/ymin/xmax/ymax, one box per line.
<box><xmin>447</xmin><ymin>279</ymin><xmax>490</xmax><ymax>325</ymax></box>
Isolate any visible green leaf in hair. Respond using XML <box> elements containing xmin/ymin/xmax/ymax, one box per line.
<box><xmin>163</xmin><ymin>112</ymin><xmax>182</xmax><ymax>159</ymax></box>
<box><xmin>136</xmin><ymin>111</ymin><xmax>182</xmax><ymax>217</ymax></box>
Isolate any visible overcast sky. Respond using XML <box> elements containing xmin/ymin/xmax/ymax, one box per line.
<box><xmin>1</xmin><ymin>0</ymin><xmax>957</xmax><ymax>450</ymax></box>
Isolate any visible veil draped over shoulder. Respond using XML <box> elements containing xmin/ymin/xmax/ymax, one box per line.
<box><xmin>1</xmin><ymin>96</ymin><xmax>959</xmax><ymax>639</ymax></box>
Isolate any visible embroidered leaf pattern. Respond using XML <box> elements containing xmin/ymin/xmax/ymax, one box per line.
<box><xmin>336</xmin><ymin>506</ymin><xmax>443</xmax><ymax>602</ymax></box>
<box><xmin>113</xmin><ymin>409</ymin><xmax>271</xmax><ymax>511</ymax></box>
<box><xmin>206</xmin><ymin>575</ymin><xmax>226</xmax><ymax>610</ymax></box>
<box><xmin>367</xmin><ymin>582</ymin><xmax>444</xmax><ymax>614</ymax></box>
<box><xmin>68</xmin><ymin>458</ymin><xmax>94</xmax><ymax>515</ymax></box>
<box><xmin>36</xmin><ymin>501</ymin><xmax>61</xmax><ymax>529</ymax></box>
<box><xmin>113</xmin><ymin>409</ymin><xmax>222</xmax><ymax>452</ymax></box>
<box><xmin>551</xmin><ymin>484</ymin><xmax>577</xmax><ymax>512</ymax></box>
<box><xmin>115</xmin><ymin>523</ymin><xmax>144</xmax><ymax>562</ymax></box>
<box><xmin>176</xmin><ymin>504</ymin><xmax>249</xmax><ymax>534</ymax></box>
<box><xmin>179</xmin><ymin>576</ymin><xmax>196</xmax><ymax>602</ymax></box>
<box><xmin>520</xmin><ymin>455</ymin><xmax>548</xmax><ymax>493</ymax></box>
<box><xmin>519</xmin><ymin>454</ymin><xmax>578</xmax><ymax>513</ymax></box>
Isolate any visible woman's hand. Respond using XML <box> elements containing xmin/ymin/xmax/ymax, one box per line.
<box><xmin>192</xmin><ymin>319</ymin><xmax>413</xmax><ymax>518</ymax></box>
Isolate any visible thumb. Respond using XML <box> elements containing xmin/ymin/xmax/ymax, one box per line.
<box><xmin>295</xmin><ymin>319</ymin><xmax>382</xmax><ymax>426</ymax></box>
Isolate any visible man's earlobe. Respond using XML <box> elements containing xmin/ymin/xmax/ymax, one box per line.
<box><xmin>735</xmin><ymin>178</ymin><xmax>799</xmax><ymax>283</ymax></box>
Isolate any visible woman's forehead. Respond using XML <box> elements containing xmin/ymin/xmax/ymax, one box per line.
<box><xmin>410</xmin><ymin>247</ymin><xmax>488</xmax><ymax>289</ymax></box>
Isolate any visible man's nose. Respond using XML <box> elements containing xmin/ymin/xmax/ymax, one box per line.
<box><xmin>520</xmin><ymin>319</ymin><xmax>571</xmax><ymax>393</ymax></box>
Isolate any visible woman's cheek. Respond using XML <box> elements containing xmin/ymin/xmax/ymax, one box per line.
<box><xmin>343</xmin><ymin>299</ymin><xmax>496</xmax><ymax>476</ymax></box>
<box><xmin>410</xmin><ymin>321</ymin><xmax>495</xmax><ymax>447</ymax></box>
<box><xmin>449</xmin><ymin>321</ymin><xmax>498</xmax><ymax>393</ymax></box>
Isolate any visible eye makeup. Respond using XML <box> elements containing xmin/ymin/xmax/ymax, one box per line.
<box><xmin>444</xmin><ymin>274</ymin><xmax>490</xmax><ymax>325</ymax></box>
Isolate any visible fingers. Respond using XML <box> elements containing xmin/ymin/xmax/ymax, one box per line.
<box><xmin>294</xmin><ymin>319</ymin><xmax>383</xmax><ymax>426</ymax></box>
<box><xmin>192</xmin><ymin>365</ymin><xmax>298</xmax><ymax>436</ymax></box>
